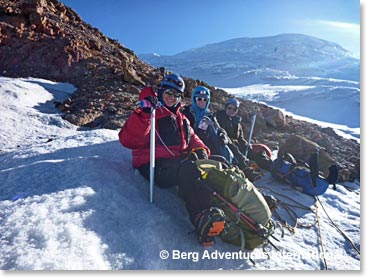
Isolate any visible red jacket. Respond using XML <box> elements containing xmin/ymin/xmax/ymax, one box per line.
<box><xmin>119</xmin><ymin>87</ymin><xmax>210</xmax><ymax>168</ymax></box>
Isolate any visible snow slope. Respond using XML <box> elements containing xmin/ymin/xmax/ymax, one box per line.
<box><xmin>0</xmin><ymin>77</ymin><xmax>360</xmax><ymax>270</ymax></box>
<box><xmin>223</xmin><ymin>81</ymin><xmax>360</xmax><ymax>139</ymax></box>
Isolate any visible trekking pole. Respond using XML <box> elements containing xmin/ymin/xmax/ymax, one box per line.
<box><xmin>309</xmin><ymin>148</ymin><xmax>320</xmax><ymax>187</ymax></box>
<box><xmin>149</xmin><ymin>107</ymin><xmax>156</xmax><ymax>203</ymax></box>
<box><xmin>213</xmin><ymin>192</ymin><xmax>259</xmax><ymax>233</ymax></box>
<box><xmin>244</xmin><ymin>113</ymin><xmax>257</xmax><ymax>159</ymax></box>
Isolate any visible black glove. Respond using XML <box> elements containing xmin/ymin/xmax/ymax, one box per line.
<box><xmin>146</xmin><ymin>96</ymin><xmax>158</xmax><ymax>108</ymax></box>
<box><xmin>141</xmin><ymin>96</ymin><xmax>158</xmax><ymax>113</ymax></box>
<box><xmin>188</xmin><ymin>152</ymin><xmax>199</xmax><ymax>161</ymax></box>
<box><xmin>188</xmin><ymin>148</ymin><xmax>208</xmax><ymax>161</ymax></box>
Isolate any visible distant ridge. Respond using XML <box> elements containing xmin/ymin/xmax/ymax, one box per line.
<box><xmin>140</xmin><ymin>33</ymin><xmax>360</xmax><ymax>87</ymax></box>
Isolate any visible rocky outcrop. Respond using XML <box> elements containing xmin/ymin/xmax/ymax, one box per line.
<box><xmin>0</xmin><ymin>0</ymin><xmax>160</xmax><ymax>128</ymax></box>
<box><xmin>0</xmin><ymin>0</ymin><xmax>360</xmax><ymax>182</ymax></box>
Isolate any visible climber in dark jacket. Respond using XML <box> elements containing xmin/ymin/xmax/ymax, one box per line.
<box><xmin>215</xmin><ymin>97</ymin><xmax>272</xmax><ymax>171</ymax></box>
<box><xmin>214</xmin><ymin>97</ymin><xmax>248</xmax><ymax>154</ymax></box>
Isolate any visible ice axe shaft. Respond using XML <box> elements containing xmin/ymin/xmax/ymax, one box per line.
<box><xmin>244</xmin><ymin>113</ymin><xmax>256</xmax><ymax>159</ymax></box>
<box><xmin>149</xmin><ymin>108</ymin><xmax>156</xmax><ymax>203</ymax></box>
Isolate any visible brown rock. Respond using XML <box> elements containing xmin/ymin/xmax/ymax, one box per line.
<box><xmin>264</xmin><ymin>108</ymin><xmax>285</xmax><ymax>129</ymax></box>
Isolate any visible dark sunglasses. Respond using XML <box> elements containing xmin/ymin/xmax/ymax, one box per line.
<box><xmin>195</xmin><ymin>97</ymin><xmax>208</xmax><ymax>102</ymax></box>
<box><xmin>164</xmin><ymin>88</ymin><xmax>182</xmax><ymax>98</ymax></box>
<box><xmin>165</xmin><ymin>78</ymin><xmax>184</xmax><ymax>88</ymax></box>
<box><xmin>226</xmin><ymin>106</ymin><xmax>237</xmax><ymax>112</ymax></box>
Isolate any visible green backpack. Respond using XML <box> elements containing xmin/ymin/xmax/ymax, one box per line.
<box><xmin>195</xmin><ymin>159</ymin><xmax>276</xmax><ymax>250</ymax></box>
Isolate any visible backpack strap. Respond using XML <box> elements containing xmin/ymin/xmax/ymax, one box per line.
<box><xmin>272</xmin><ymin>155</ymin><xmax>298</xmax><ymax>181</ymax></box>
<box><xmin>240</xmin><ymin>229</ymin><xmax>246</xmax><ymax>251</ymax></box>
<box><xmin>282</xmin><ymin>152</ymin><xmax>297</xmax><ymax>165</ymax></box>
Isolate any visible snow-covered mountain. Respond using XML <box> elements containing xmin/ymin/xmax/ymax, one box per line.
<box><xmin>140</xmin><ymin>34</ymin><xmax>360</xmax><ymax>87</ymax></box>
<box><xmin>0</xmin><ymin>77</ymin><xmax>360</xmax><ymax>270</ymax></box>
<box><xmin>140</xmin><ymin>34</ymin><xmax>360</xmax><ymax>131</ymax></box>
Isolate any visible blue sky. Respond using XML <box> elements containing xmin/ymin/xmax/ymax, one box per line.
<box><xmin>61</xmin><ymin>0</ymin><xmax>360</xmax><ymax>57</ymax></box>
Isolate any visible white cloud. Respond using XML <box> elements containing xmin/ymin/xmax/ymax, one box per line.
<box><xmin>299</xmin><ymin>19</ymin><xmax>360</xmax><ymax>58</ymax></box>
<box><xmin>318</xmin><ymin>20</ymin><xmax>360</xmax><ymax>33</ymax></box>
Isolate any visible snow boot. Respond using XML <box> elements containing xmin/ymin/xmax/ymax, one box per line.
<box><xmin>194</xmin><ymin>207</ymin><xmax>225</xmax><ymax>246</ymax></box>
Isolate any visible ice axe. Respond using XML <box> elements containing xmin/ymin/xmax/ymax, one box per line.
<box><xmin>244</xmin><ymin>113</ymin><xmax>256</xmax><ymax>159</ymax></box>
<box><xmin>149</xmin><ymin>106</ymin><xmax>156</xmax><ymax>203</ymax></box>
<box><xmin>136</xmin><ymin>97</ymin><xmax>157</xmax><ymax>203</ymax></box>
<box><xmin>149</xmin><ymin>71</ymin><xmax>166</xmax><ymax>203</ymax></box>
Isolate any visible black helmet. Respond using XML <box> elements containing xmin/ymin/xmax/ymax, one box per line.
<box><xmin>160</xmin><ymin>73</ymin><xmax>185</xmax><ymax>93</ymax></box>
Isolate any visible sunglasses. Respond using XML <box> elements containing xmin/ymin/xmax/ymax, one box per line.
<box><xmin>226</xmin><ymin>106</ymin><xmax>237</xmax><ymax>112</ymax></box>
<box><xmin>163</xmin><ymin>88</ymin><xmax>182</xmax><ymax>98</ymax></box>
<box><xmin>195</xmin><ymin>97</ymin><xmax>208</xmax><ymax>102</ymax></box>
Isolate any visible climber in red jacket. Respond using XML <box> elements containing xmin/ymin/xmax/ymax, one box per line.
<box><xmin>119</xmin><ymin>85</ymin><xmax>209</xmax><ymax>170</ymax></box>
<box><xmin>119</xmin><ymin>73</ymin><xmax>225</xmax><ymax>247</ymax></box>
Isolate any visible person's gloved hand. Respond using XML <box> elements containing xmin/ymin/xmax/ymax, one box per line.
<box><xmin>232</xmin><ymin>139</ymin><xmax>239</xmax><ymax>145</ymax></box>
<box><xmin>140</xmin><ymin>96</ymin><xmax>159</xmax><ymax>113</ymax></box>
<box><xmin>188</xmin><ymin>148</ymin><xmax>208</xmax><ymax>161</ymax></box>
<box><xmin>217</xmin><ymin>127</ymin><xmax>227</xmax><ymax>135</ymax></box>
<box><xmin>217</xmin><ymin>128</ymin><xmax>229</xmax><ymax>145</ymax></box>
<box><xmin>188</xmin><ymin>151</ymin><xmax>199</xmax><ymax>161</ymax></box>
